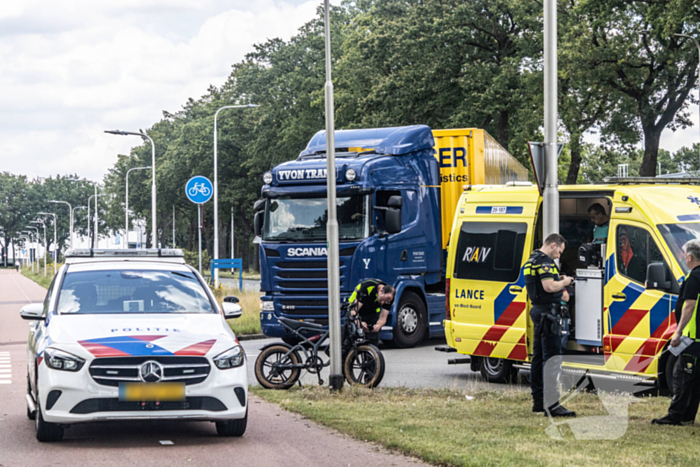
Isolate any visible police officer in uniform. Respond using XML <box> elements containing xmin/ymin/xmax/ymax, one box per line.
<box><xmin>524</xmin><ymin>233</ymin><xmax>576</xmax><ymax>417</ymax></box>
<box><xmin>348</xmin><ymin>279</ymin><xmax>395</xmax><ymax>346</ymax></box>
<box><xmin>653</xmin><ymin>239</ymin><xmax>700</xmax><ymax>425</ymax></box>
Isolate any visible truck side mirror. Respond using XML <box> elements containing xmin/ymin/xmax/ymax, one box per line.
<box><xmin>387</xmin><ymin>195</ymin><xmax>403</xmax><ymax>208</ymax></box>
<box><xmin>254</xmin><ymin>211</ymin><xmax>264</xmax><ymax>237</ymax></box>
<box><xmin>254</xmin><ymin>200</ymin><xmax>265</xmax><ymax>212</ymax></box>
<box><xmin>646</xmin><ymin>263</ymin><xmax>670</xmax><ymax>291</ymax></box>
<box><xmin>385</xmin><ymin>208</ymin><xmax>402</xmax><ymax>234</ymax></box>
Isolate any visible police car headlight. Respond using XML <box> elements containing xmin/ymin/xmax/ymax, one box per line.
<box><xmin>214</xmin><ymin>346</ymin><xmax>245</xmax><ymax>369</ymax></box>
<box><xmin>44</xmin><ymin>348</ymin><xmax>85</xmax><ymax>372</ymax></box>
<box><xmin>261</xmin><ymin>301</ymin><xmax>274</xmax><ymax>311</ymax></box>
<box><xmin>263</xmin><ymin>172</ymin><xmax>273</xmax><ymax>184</ymax></box>
<box><xmin>345</xmin><ymin>168</ymin><xmax>356</xmax><ymax>182</ymax></box>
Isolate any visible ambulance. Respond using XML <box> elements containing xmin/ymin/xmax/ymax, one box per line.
<box><xmin>443</xmin><ymin>178</ymin><xmax>700</xmax><ymax>389</ymax></box>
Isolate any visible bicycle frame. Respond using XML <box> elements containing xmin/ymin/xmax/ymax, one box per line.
<box><xmin>276</xmin><ymin>320</ymin><xmax>331</xmax><ymax>385</ymax></box>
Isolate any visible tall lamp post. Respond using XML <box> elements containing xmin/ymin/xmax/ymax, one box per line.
<box><xmin>87</xmin><ymin>193</ymin><xmax>106</xmax><ymax>248</ymax></box>
<box><xmin>676</xmin><ymin>34</ymin><xmax>700</xmax><ymax>172</ymax></box>
<box><xmin>69</xmin><ymin>179</ymin><xmax>99</xmax><ymax>248</ymax></box>
<box><xmin>125</xmin><ymin>166</ymin><xmax>151</xmax><ymax>249</ymax></box>
<box><xmin>105</xmin><ymin>130</ymin><xmax>157</xmax><ymax>247</ymax></box>
<box><xmin>322</xmin><ymin>0</ymin><xmax>343</xmax><ymax>390</ymax></box>
<box><xmin>213</xmin><ymin>103</ymin><xmax>259</xmax><ymax>288</ymax></box>
<box><xmin>30</xmin><ymin>220</ymin><xmax>46</xmax><ymax>277</ymax></box>
<box><xmin>37</xmin><ymin>212</ymin><xmax>57</xmax><ymax>275</ymax></box>
<box><xmin>49</xmin><ymin>200</ymin><xmax>73</xmax><ymax>249</ymax></box>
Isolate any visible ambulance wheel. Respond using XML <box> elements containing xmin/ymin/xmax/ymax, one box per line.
<box><xmin>392</xmin><ymin>291</ymin><xmax>427</xmax><ymax>348</ymax></box>
<box><xmin>480</xmin><ymin>358</ymin><xmax>516</xmax><ymax>384</ymax></box>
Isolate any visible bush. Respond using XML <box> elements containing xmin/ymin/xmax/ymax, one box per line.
<box><xmin>183</xmin><ymin>248</ymin><xmax>210</xmax><ymax>272</ymax></box>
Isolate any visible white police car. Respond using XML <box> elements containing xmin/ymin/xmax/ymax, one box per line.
<box><xmin>20</xmin><ymin>249</ymin><xmax>247</xmax><ymax>442</ymax></box>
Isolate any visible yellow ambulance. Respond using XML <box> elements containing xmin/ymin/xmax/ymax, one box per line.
<box><xmin>443</xmin><ymin>178</ymin><xmax>700</xmax><ymax>389</ymax></box>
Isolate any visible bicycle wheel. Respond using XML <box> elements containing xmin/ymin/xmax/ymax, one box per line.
<box><xmin>343</xmin><ymin>344</ymin><xmax>385</xmax><ymax>388</ymax></box>
<box><xmin>188</xmin><ymin>186</ymin><xmax>198</xmax><ymax>196</ymax></box>
<box><xmin>255</xmin><ymin>344</ymin><xmax>301</xmax><ymax>390</ymax></box>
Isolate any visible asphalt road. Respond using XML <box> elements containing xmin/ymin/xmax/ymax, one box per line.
<box><xmin>0</xmin><ymin>270</ymin><xmax>429</xmax><ymax>466</ymax></box>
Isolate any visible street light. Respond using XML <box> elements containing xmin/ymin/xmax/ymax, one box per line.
<box><xmin>68</xmin><ymin>179</ymin><xmax>100</xmax><ymax>248</ymax></box>
<box><xmin>676</xmin><ymin>33</ymin><xmax>700</xmax><ymax>173</ymax></box>
<box><xmin>49</xmin><ymin>200</ymin><xmax>73</xmax><ymax>249</ymax></box>
<box><xmin>105</xmin><ymin>130</ymin><xmax>157</xmax><ymax>247</ymax></box>
<box><xmin>213</xmin><ymin>103</ymin><xmax>259</xmax><ymax>288</ymax></box>
<box><xmin>125</xmin><ymin>166</ymin><xmax>151</xmax><ymax>249</ymax></box>
<box><xmin>88</xmin><ymin>193</ymin><xmax>106</xmax><ymax>248</ymax></box>
<box><xmin>29</xmin><ymin>220</ymin><xmax>46</xmax><ymax>277</ymax></box>
<box><xmin>37</xmin><ymin>212</ymin><xmax>57</xmax><ymax>275</ymax></box>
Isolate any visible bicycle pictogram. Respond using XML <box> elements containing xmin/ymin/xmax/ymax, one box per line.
<box><xmin>188</xmin><ymin>183</ymin><xmax>211</xmax><ymax>197</ymax></box>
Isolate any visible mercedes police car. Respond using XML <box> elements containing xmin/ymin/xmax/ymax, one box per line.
<box><xmin>19</xmin><ymin>249</ymin><xmax>247</xmax><ymax>442</ymax></box>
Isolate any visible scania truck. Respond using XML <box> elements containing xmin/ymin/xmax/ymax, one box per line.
<box><xmin>254</xmin><ymin>125</ymin><xmax>528</xmax><ymax>347</ymax></box>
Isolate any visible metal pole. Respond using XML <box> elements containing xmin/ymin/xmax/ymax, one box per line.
<box><xmin>323</xmin><ymin>0</ymin><xmax>343</xmax><ymax>391</ymax></box>
<box><xmin>213</xmin><ymin>103</ymin><xmax>259</xmax><ymax>289</ymax></box>
<box><xmin>87</xmin><ymin>197</ymin><xmax>91</xmax><ymax>244</ymax></box>
<box><xmin>38</xmin><ymin>213</ymin><xmax>57</xmax><ymax>274</ymax></box>
<box><xmin>173</xmin><ymin>205</ymin><xmax>175</xmax><ymax>247</ymax></box>
<box><xmin>543</xmin><ymin>0</ymin><xmax>559</xmax><ymax>238</ymax></box>
<box><xmin>146</xmin><ymin>135</ymin><xmax>157</xmax><ymax>248</ymax></box>
<box><xmin>198</xmin><ymin>204</ymin><xmax>202</xmax><ymax>274</ymax></box>
<box><xmin>231</xmin><ymin>207</ymin><xmax>234</xmax><ymax>274</ymax></box>
<box><xmin>676</xmin><ymin>35</ymin><xmax>700</xmax><ymax>173</ymax></box>
<box><xmin>49</xmin><ymin>201</ymin><xmax>72</xmax><ymax>249</ymax></box>
<box><xmin>125</xmin><ymin>166</ymin><xmax>151</xmax><ymax>250</ymax></box>
<box><xmin>94</xmin><ymin>184</ymin><xmax>98</xmax><ymax>249</ymax></box>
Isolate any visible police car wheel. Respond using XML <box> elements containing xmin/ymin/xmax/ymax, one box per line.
<box><xmin>35</xmin><ymin>396</ymin><xmax>64</xmax><ymax>442</ymax></box>
<box><xmin>480</xmin><ymin>358</ymin><xmax>516</xmax><ymax>384</ymax></box>
<box><xmin>392</xmin><ymin>291</ymin><xmax>427</xmax><ymax>348</ymax></box>
<box><xmin>215</xmin><ymin>408</ymin><xmax>248</xmax><ymax>437</ymax></box>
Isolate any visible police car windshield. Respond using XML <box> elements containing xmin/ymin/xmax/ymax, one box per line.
<box><xmin>263</xmin><ymin>196</ymin><xmax>369</xmax><ymax>242</ymax></box>
<box><xmin>658</xmin><ymin>222</ymin><xmax>700</xmax><ymax>274</ymax></box>
<box><xmin>57</xmin><ymin>270</ymin><xmax>216</xmax><ymax>314</ymax></box>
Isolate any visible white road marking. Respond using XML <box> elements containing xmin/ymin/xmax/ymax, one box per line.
<box><xmin>0</xmin><ymin>374</ymin><xmax>12</xmax><ymax>379</ymax></box>
<box><xmin>0</xmin><ymin>369</ymin><xmax>11</xmax><ymax>373</ymax></box>
<box><xmin>0</xmin><ymin>381</ymin><xmax>11</xmax><ymax>385</ymax></box>
<box><xmin>8</xmin><ymin>273</ymin><xmax>32</xmax><ymax>302</ymax></box>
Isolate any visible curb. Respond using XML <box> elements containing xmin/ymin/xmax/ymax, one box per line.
<box><xmin>237</xmin><ymin>333</ymin><xmax>268</xmax><ymax>341</ymax></box>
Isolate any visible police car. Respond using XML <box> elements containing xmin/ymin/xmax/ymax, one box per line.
<box><xmin>19</xmin><ymin>249</ymin><xmax>247</xmax><ymax>442</ymax></box>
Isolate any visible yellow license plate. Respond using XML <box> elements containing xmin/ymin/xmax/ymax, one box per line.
<box><xmin>119</xmin><ymin>383</ymin><xmax>185</xmax><ymax>402</ymax></box>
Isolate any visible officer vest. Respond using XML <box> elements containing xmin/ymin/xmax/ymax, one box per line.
<box><xmin>682</xmin><ymin>271</ymin><xmax>700</xmax><ymax>341</ymax></box>
<box><xmin>524</xmin><ymin>250</ymin><xmax>560</xmax><ymax>305</ymax></box>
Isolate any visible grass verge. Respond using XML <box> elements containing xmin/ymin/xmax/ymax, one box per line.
<box><xmin>252</xmin><ymin>386</ymin><xmax>699</xmax><ymax>467</ymax></box>
<box><xmin>212</xmin><ymin>287</ymin><xmax>262</xmax><ymax>335</ymax></box>
<box><xmin>204</xmin><ymin>269</ymin><xmax>261</xmax><ymax>281</ymax></box>
<box><xmin>20</xmin><ymin>265</ymin><xmax>55</xmax><ymax>289</ymax></box>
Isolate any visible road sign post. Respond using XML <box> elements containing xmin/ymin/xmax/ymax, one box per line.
<box><xmin>186</xmin><ymin>176</ymin><xmax>214</xmax><ymax>274</ymax></box>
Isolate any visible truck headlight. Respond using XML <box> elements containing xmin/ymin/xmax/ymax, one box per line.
<box><xmin>345</xmin><ymin>168</ymin><xmax>356</xmax><ymax>181</ymax></box>
<box><xmin>214</xmin><ymin>346</ymin><xmax>246</xmax><ymax>369</ymax></box>
<box><xmin>44</xmin><ymin>348</ymin><xmax>85</xmax><ymax>372</ymax></box>
<box><xmin>263</xmin><ymin>172</ymin><xmax>273</xmax><ymax>184</ymax></box>
<box><xmin>261</xmin><ymin>301</ymin><xmax>274</xmax><ymax>311</ymax></box>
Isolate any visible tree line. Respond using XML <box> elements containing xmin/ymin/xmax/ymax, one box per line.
<box><xmin>1</xmin><ymin>0</ymin><xmax>699</xmax><ymax>268</ymax></box>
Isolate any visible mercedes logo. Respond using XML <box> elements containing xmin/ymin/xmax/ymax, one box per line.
<box><xmin>139</xmin><ymin>361</ymin><xmax>163</xmax><ymax>383</ymax></box>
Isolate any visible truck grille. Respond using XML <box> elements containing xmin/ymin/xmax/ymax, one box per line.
<box><xmin>89</xmin><ymin>357</ymin><xmax>210</xmax><ymax>387</ymax></box>
<box><xmin>272</xmin><ymin>260</ymin><xmax>346</xmax><ymax>290</ymax></box>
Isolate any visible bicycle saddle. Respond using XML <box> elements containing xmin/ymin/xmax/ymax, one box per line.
<box><xmin>278</xmin><ymin>316</ymin><xmax>325</xmax><ymax>330</ymax></box>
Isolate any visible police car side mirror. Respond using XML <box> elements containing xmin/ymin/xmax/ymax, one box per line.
<box><xmin>20</xmin><ymin>303</ymin><xmax>44</xmax><ymax>321</ymax></box>
<box><xmin>222</xmin><ymin>296</ymin><xmax>243</xmax><ymax>319</ymax></box>
<box><xmin>254</xmin><ymin>211</ymin><xmax>264</xmax><ymax>237</ymax></box>
<box><xmin>646</xmin><ymin>263</ymin><xmax>670</xmax><ymax>291</ymax></box>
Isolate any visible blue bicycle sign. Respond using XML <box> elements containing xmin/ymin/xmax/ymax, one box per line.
<box><xmin>185</xmin><ymin>176</ymin><xmax>213</xmax><ymax>204</ymax></box>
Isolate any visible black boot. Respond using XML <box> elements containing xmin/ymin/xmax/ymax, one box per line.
<box><xmin>546</xmin><ymin>403</ymin><xmax>576</xmax><ymax>418</ymax></box>
<box><xmin>533</xmin><ymin>404</ymin><xmax>544</xmax><ymax>413</ymax></box>
<box><xmin>651</xmin><ymin>414</ymin><xmax>682</xmax><ymax>426</ymax></box>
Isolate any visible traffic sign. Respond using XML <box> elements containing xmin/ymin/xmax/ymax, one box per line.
<box><xmin>185</xmin><ymin>176</ymin><xmax>213</xmax><ymax>204</ymax></box>
<box><xmin>527</xmin><ymin>142</ymin><xmax>564</xmax><ymax>195</ymax></box>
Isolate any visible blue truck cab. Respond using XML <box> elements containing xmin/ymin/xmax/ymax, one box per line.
<box><xmin>254</xmin><ymin>125</ymin><xmax>454</xmax><ymax>347</ymax></box>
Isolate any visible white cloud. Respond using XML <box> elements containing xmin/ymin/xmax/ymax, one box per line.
<box><xmin>0</xmin><ymin>0</ymin><xmax>334</xmax><ymax>180</ymax></box>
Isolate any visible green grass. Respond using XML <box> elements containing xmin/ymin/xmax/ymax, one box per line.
<box><xmin>252</xmin><ymin>386</ymin><xmax>700</xmax><ymax>467</ymax></box>
<box><xmin>204</xmin><ymin>269</ymin><xmax>261</xmax><ymax>280</ymax></box>
<box><xmin>212</xmin><ymin>287</ymin><xmax>262</xmax><ymax>335</ymax></box>
<box><xmin>20</xmin><ymin>264</ymin><xmax>56</xmax><ymax>289</ymax></box>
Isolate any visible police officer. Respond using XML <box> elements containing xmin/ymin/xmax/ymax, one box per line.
<box><xmin>524</xmin><ymin>233</ymin><xmax>576</xmax><ymax>417</ymax></box>
<box><xmin>652</xmin><ymin>239</ymin><xmax>700</xmax><ymax>425</ymax></box>
<box><xmin>348</xmin><ymin>278</ymin><xmax>395</xmax><ymax>346</ymax></box>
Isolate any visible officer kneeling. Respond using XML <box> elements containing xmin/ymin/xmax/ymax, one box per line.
<box><xmin>525</xmin><ymin>233</ymin><xmax>576</xmax><ymax>417</ymax></box>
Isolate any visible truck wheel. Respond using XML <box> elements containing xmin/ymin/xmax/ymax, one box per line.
<box><xmin>35</xmin><ymin>399</ymin><xmax>64</xmax><ymax>442</ymax></box>
<box><xmin>216</xmin><ymin>408</ymin><xmax>248</xmax><ymax>437</ymax></box>
<box><xmin>480</xmin><ymin>357</ymin><xmax>516</xmax><ymax>384</ymax></box>
<box><xmin>392</xmin><ymin>291</ymin><xmax>427</xmax><ymax>348</ymax></box>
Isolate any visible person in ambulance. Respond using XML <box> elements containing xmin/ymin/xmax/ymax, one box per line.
<box><xmin>19</xmin><ymin>249</ymin><xmax>248</xmax><ymax>442</ymax></box>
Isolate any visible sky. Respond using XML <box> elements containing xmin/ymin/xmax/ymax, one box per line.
<box><xmin>0</xmin><ymin>0</ymin><xmax>697</xmax><ymax>182</ymax></box>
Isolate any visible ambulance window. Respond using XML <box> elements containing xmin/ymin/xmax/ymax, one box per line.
<box><xmin>453</xmin><ymin>222</ymin><xmax>527</xmax><ymax>282</ymax></box>
<box><xmin>616</xmin><ymin>225</ymin><xmax>666</xmax><ymax>284</ymax></box>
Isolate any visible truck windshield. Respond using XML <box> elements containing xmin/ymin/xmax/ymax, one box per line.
<box><xmin>263</xmin><ymin>196</ymin><xmax>369</xmax><ymax>242</ymax></box>
<box><xmin>658</xmin><ymin>222</ymin><xmax>700</xmax><ymax>274</ymax></box>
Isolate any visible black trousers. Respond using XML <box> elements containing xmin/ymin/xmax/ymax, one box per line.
<box><xmin>668</xmin><ymin>343</ymin><xmax>700</xmax><ymax>423</ymax></box>
<box><xmin>531</xmin><ymin>305</ymin><xmax>562</xmax><ymax>408</ymax></box>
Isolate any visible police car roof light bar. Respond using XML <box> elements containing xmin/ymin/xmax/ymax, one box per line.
<box><xmin>65</xmin><ymin>249</ymin><xmax>184</xmax><ymax>258</ymax></box>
